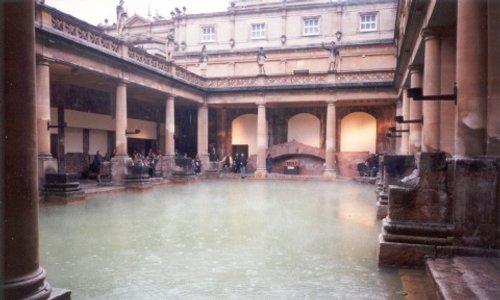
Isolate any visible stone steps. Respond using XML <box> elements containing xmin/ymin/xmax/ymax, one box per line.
<box><xmin>426</xmin><ymin>256</ymin><xmax>500</xmax><ymax>300</ymax></box>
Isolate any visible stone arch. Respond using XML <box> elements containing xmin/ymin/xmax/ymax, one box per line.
<box><xmin>340</xmin><ymin>112</ymin><xmax>377</xmax><ymax>153</ymax></box>
<box><xmin>287</xmin><ymin>113</ymin><xmax>320</xmax><ymax>147</ymax></box>
<box><xmin>232</xmin><ymin>114</ymin><xmax>257</xmax><ymax>156</ymax></box>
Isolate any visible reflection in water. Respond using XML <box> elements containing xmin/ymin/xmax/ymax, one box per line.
<box><xmin>40</xmin><ymin>180</ymin><xmax>403</xmax><ymax>299</ymax></box>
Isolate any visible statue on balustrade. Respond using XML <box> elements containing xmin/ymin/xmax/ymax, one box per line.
<box><xmin>322</xmin><ymin>41</ymin><xmax>340</xmax><ymax>72</ymax></box>
<box><xmin>116</xmin><ymin>0</ymin><xmax>128</xmax><ymax>36</ymax></box>
<box><xmin>257</xmin><ymin>47</ymin><xmax>267</xmax><ymax>75</ymax></box>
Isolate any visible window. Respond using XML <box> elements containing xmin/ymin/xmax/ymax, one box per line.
<box><xmin>201</xmin><ymin>26</ymin><xmax>216</xmax><ymax>42</ymax></box>
<box><xmin>303</xmin><ymin>17</ymin><xmax>320</xmax><ymax>35</ymax></box>
<box><xmin>251</xmin><ymin>23</ymin><xmax>266</xmax><ymax>39</ymax></box>
<box><xmin>359</xmin><ymin>13</ymin><xmax>377</xmax><ymax>31</ymax></box>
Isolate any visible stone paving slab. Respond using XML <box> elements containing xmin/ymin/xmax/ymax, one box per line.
<box><xmin>427</xmin><ymin>256</ymin><xmax>500</xmax><ymax>300</ymax></box>
<box><xmin>399</xmin><ymin>268</ymin><xmax>435</xmax><ymax>300</ymax></box>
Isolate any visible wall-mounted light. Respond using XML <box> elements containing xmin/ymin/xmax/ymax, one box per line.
<box><xmin>229</xmin><ymin>38</ymin><xmax>235</xmax><ymax>48</ymax></box>
<box><xmin>388</xmin><ymin>126</ymin><xmax>409</xmax><ymax>133</ymax></box>
<box><xmin>394</xmin><ymin>115</ymin><xmax>423</xmax><ymax>124</ymax></box>
<box><xmin>335</xmin><ymin>30</ymin><xmax>342</xmax><ymax>42</ymax></box>
<box><xmin>126</xmin><ymin>128</ymin><xmax>141</xmax><ymax>135</ymax></box>
<box><xmin>407</xmin><ymin>83</ymin><xmax>457</xmax><ymax>104</ymax></box>
<box><xmin>47</xmin><ymin>121</ymin><xmax>67</xmax><ymax>130</ymax></box>
<box><xmin>280</xmin><ymin>34</ymin><xmax>287</xmax><ymax>45</ymax></box>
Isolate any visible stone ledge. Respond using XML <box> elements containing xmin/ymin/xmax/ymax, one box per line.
<box><xmin>426</xmin><ymin>256</ymin><xmax>500</xmax><ymax>300</ymax></box>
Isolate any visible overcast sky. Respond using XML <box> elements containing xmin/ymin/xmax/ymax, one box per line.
<box><xmin>45</xmin><ymin>0</ymin><xmax>231</xmax><ymax>25</ymax></box>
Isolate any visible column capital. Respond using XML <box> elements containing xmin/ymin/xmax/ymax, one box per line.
<box><xmin>326</xmin><ymin>100</ymin><xmax>336</xmax><ymax>106</ymax></box>
<box><xmin>409</xmin><ymin>64</ymin><xmax>423</xmax><ymax>74</ymax></box>
<box><xmin>36</xmin><ymin>55</ymin><xmax>51</xmax><ymax>66</ymax></box>
<box><xmin>421</xmin><ymin>27</ymin><xmax>441</xmax><ymax>41</ymax></box>
<box><xmin>256</xmin><ymin>100</ymin><xmax>266</xmax><ymax>106</ymax></box>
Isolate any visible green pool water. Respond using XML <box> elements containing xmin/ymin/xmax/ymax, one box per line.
<box><xmin>40</xmin><ymin>180</ymin><xmax>403</xmax><ymax>299</ymax></box>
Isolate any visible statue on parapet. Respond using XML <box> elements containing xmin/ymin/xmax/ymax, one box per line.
<box><xmin>322</xmin><ymin>41</ymin><xmax>340</xmax><ymax>72</ymax></box>
<box><xmin>256</xmin><ymin>47</ymin><xmax>267</xmax><ymax>75</ymax></box>
<box><xmin>199</xmin><ymin>45</ymin><xmax>208</xmax><ymax>76</ymax></box>
<box><xmin>116</xmin><ymin>0</ymin><xmax>128</xmax><ymax>36</ymax></box>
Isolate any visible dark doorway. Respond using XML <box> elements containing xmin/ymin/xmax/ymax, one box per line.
<box><xmin>232</xmin><ymin>144</ymin><xmax>248</xmax><ymax>158</ymax></box>
<box><xmin>128</xmin><ymin>138</ymin><xmax>157</xmax><ymax>156</ymax></box>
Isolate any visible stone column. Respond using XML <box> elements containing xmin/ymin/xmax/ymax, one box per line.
<box><xmin>422</xmin><ymin>30</ymin><xmax>441</xmax><ymax>152</ymax></box>
<box><xmin>197</xmin><ymin>103</ymin><xmax>209</xmax><ymax>169</ymax></box>
<box><xmin>439</xmin><ymin>34</ymin><xmax>456</xmax><ymax>155</ymax></box>
<box><xmin>487</xmin><ymin>1</ymin><xmax>500</xmax><ymax>155</ymax></box>
<box><xmin>36</xmin><ymin>57</ymin><xmax>58</xmax><ymax>180</ymax></box>
<box><xmin>254</xmin><ymin>102</ymin><xmax>268</xmax><ymax>178</ymax></box>
<box><xmin>162</xmin><ymin>95</ymin><xmax>175</xmax><ymax>178</ymax></box>
<box><xmin>456</xmin><ymin>0</ymin><xmax>488</xmax><ymax>156</ymax></box>
<box><xmin>1</xmin><ymin>1</ymin><xmax>52</xmax><ymax>298</ymax></box>
<box><xmin>408</xmin><ymin>65</ymin><xmax>423</xmax><ymax>153</ymax></box>
<box><xmin>111</xmin><ymin>81</ymin><xmax>131</xmax><ymax>184</ymax></box>
<box><xmin>401</xmin><ymin>90</ymin><xmax>410</xmax><ymax>154</ymax></box>
<box><xmin>216</xmin><ymin>108</ymin><xmax>228</xmax><ymax>158</ymax></box>
<box><xmin>323</xmin><ymin>102</ymin><xmax>336</xmax><ymax>179</ymax></box>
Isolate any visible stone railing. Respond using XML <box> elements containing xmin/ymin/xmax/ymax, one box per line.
<box><xmin>50</xmin><ymin>15</ymin><xmax>121</xmax><ymax>54</ymax></box>
<box><xmin>127</xmin><ymin>47</ymin><xmax>172</xmax><ymax>73</ymax></box>
<box><xmin>205</xmin><ymin>70</ymin><xmax>393</xmax><ymax>89</ymax></box>
<box><xmin>175</xmin><ymin>66</ymin><xmax>206</xmax><ymax>86</ymax></box>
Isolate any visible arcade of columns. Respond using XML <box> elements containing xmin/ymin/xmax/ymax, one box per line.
<box><xmin>397</xmin><ymin>1</ymin><xmax>498</xmax><ymax>158</ymax></box>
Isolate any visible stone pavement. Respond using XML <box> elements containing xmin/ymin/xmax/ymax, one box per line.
<box><xmin>426</xmin><ymin>256</ymin><xmax>500</xmax><ymax>300</ymax></box>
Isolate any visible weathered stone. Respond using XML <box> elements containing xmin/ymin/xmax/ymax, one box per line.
<box><xmin>426</xmin><ymin>257</ymin><xmax>500</xmax><ymax>300</ymax></box>
<box><xmin>111</xmin><ymin>155</ymin><xmax>132</xmax><ymax>185</ymax></box>
<box><xmin>44</xmin><ymin>173</ymin><xmax>85</xmax><ymax>204</ymax></box>
<box><xmin>378</xmin><ymin>234</ymin><xmax>436</xmax><ymax>267</ymax></box>
<box><xmin>451</xmin><ymin>158</ymin><xmax>498</xmax><ymax>248</ymax></box>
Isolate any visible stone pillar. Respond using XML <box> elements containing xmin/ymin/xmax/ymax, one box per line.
<box><xmin>111</xmin><ymin>81</ymin><xmax>131</xmax><ymax>184</ymax></box>
<box><xmin>254</xmin><ymin>102</ymin><xmax>268</xmax><ymax>178</ymax></box>
<box><xmin>197</xmin><ymin>103</ymin><xmax>209</xmax><ymax>169</ymax></box>
<box><xmin>440</xmin><ymin>34</ymin><xmax>456</xmax><ymax>155</ymax></box>
<box><xmin>36</xmin><ymin>57</ymin><xmax>58</xmax><ymax>180</ymax></box>
<box><xmin>408</xmin><ymin>66</ymin><xmax>423</xmax><ymax>153</ymax></box>
<box><xmin>162</xmin><ymin>95</ymin><xmax>175</xmax><ymax>178</ymax></box>
<box><xmin>1</xmin><ymin>1</ymin><xmax>52</xmax><ymax>298</ymax></box>
<box><xmin>401</xmin><ymin>90</ymin><xmax>410</xmax><ymax>154</ymax></box>
<box><xmin>487</xmin><ymin>1</ymin><xmax>500</xmax><ymax>155</ymax></box>
<box><xmin>456</xmin><ymin>0</ymin><xmax>488</xmax><ymax>156</ymax></box>
<box><xmin>323</xmin><ymin>102</ymin><xmax>336</xmax><ymax>179</ymax></box>
<box><xmin>216</xmin><ymin>108</ymin><xmax>228</xmax><ymax>158</ymax></box>
<box><xmin>422</xmin><ymin>30</ymin><xmax>441</xmax><ymax>152</ymax></box>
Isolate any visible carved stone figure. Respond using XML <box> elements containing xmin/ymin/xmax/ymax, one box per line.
<box><xmin>116</xmin><ymin>0</ymin><xmax>128</xmax><ymax>36</ymax></box>
<box><xmin>322</xmin><ymin>41</ymin><xmax>340</xmax><ymax>72</ymax></box>
<box><xmin>256</xmin><ymin>47</ymin><xmax>267</xmax><ymax>75</ymax></box>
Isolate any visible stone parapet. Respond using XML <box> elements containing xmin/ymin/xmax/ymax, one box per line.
<box><xmin>44</xmin><ymin>173</ymin><xmax>85</xmax><ymax>204</ymax></box>
<box><xmin>378</xmin><ymin>152</ymin><xmax>500</xmax><ymax>267</ymax></box>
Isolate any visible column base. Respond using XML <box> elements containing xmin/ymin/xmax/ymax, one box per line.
<box><xmin>111</xmin><ymin>155</ymin><xmax>132</xmax><ymax>185</ymax></box>
<box><xmin>254</xmin><ymin>168</ymin><xmax>267</xmax><ymax>179</ymax></box>
<box><xmin>323</xmin><ymin>168</ymin><xmax>337</xmax><ymax>180</ymax></box>
<box><xmin>2</xmin><ymin>267</ymin><xmax>52</xmax><ymax>300</ymax></box>
<box><xmin>38</xmin><ymin>154</ymin><xmax>57</xmax><ymax>178</ymax></box>
<box><xmin>162</xmin><ymin>155</ymin><xmax>176</xmax><ymax>179</ymax></box>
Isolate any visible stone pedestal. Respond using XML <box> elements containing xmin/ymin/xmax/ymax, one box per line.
<box><xmin>161</xmin><ymin>155</ymin><xmax>175</xmax><ymax>179</ymax></box>
<box><xmin>124</xmin><ymin>165</ymin><xmax>152</xmax><ymax>190</ymax></box>
<box><xmin>170</xmin><ymin>158</ymin><xmax>196</xmax><ymax>183</ymax></box>
<box><xmin>378</xmin><ymin>152</ymin><xmax>452</xmax><ymax>267</ymax></box>
<box><xmin>38</xmin><ymin>155</ymin><xmax>58</xmax><ymax>193</ymax></box>
<box><xmin>376</xmin><ymin>155</ymin><xmax>415</xmax><ymax>219</ymax></box>
<box><xmin>44</xmin><ymin>173</ymin><xmax>85</xmax><ymax>204</ymax></box>
<box><xmin>111</xmin><ymin>155</ymin><xmax>132</xmax><ymax>185</ymax></box>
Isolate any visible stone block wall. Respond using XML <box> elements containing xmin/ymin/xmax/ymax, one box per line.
<box><xmin>378</xmin><ymin>152</ymin><xmax>500</xmax><ymax>267</ymax></box>
<box><xmin>336</xmin><ymin>151</ymin><xmax>370</xmax><ymax>177</ymax></box>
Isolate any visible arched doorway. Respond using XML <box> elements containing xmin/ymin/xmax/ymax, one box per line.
<box><xmin>340</xmin><ymin>112</ymin><xmax>377</xmax><ymax>153</ymax></box>
<box><xmin>287</xmin><ymin>113</ymin><xmax>320</xmax><ymax>147</ymax></box>
<box><xmin>232</xmin><ymin>114</ymin><xmax>257</xmax><ymax>156</ymax></box>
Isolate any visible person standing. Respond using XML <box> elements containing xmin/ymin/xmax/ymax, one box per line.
<box><xmin>91</xmin><ymin>150</ymin><xmax>103</xmax><ymax>183</ymax></box>
<box><xmin>266</xmin><ymin>153</ymin><xmax>273</xmax><ymax>173</ymax></box>
<box><xmin>238</xmin><ymin>153</ymin><xmax>247</xmax><ymax>176</ymax></box>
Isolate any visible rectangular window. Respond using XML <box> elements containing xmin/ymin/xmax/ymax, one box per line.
<box><xmin>201</xmin><ymin>26</ymin><xmax>216</xmax><ymax>42</ymax></box>
<box><xmin>251</xmin><ymin>23</ymin><xmax>266</xmax><ymax>39</ymax></box>
<box><xmin>303</xmin><ymin>18</ymin><xmax>320</xmax><ymax>35</ymax></box>
<box><xmin>359</xmin><ymin>14</ymin><xmax>377</xmax><ymax>31</ymax></box>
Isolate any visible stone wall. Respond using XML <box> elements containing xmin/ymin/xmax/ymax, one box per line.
<box><xmin>378</xmin><ymin>153</ymin><xmax>500</xmax><ymax>267</ymax></box>
<box><xmin>337</xmin><ymin>151</ymin><xmax>370</xmax><ymax>177</ymax></box>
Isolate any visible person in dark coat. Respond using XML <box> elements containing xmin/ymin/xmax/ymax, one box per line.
<box><xmin>91</xmin><ymin>150</ymin><xmax>103</xmax><ymax>183</ymax></box>
<box><xmin>266</xmin><ymin>153</ymin><xmax>273</xmax><ymax>173</ymax></box>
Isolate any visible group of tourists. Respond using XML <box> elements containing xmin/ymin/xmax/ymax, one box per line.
<box><xmin>132</xmin><ymin>149</ymin><xmax>161</xmax><ymax>177</ymax></box>
<box><xmin>222</xmin><ymin>153</ymin><xmax>248</xmax><ymax>175</ymax></box>
<box><xmin>357</xmin><ymin>154</ymin><xmax>379</xmax><ymax>177</ymax></box>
